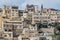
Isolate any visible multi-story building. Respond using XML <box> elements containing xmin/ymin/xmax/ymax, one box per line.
<box><xmin>40</xmin><ymin>7</ymin><xmax>60</xmax><ymax>24</ymax></box>
<box><xmin>29</xmin><ymin>24</ymin><xmax>38</xmax><ymax>37</ymax></box>
<box><xmin>2</xmin><ymin>16</ymin><xmax>24</xmax><ymax>40</ymax></box>
<box><xmin>18</xmin><ymin>24</ymin><xmax>38</xmax><ymax>40</ymax></box>
<box><xmin>23</xmin><ymin>11</ymin><xmax>28</xmax><ymax>19</ymax></box>
<box><xmin>48</xmin><ymin>8</ymin><xmax>58</xmax><ymax>23</ymax></box>
<box><xmin>32</xmin><ymin>11</ymin><xmax>40</xmax><ymax>24</ymax></box>
<box><xmin>40</xmin><ymin>12</ymin><xmax>50</xmax><ymax>24</ymax></box>
<box><xmin>3</xmin><ymin>5</ymin><xmax>11</xmax><ymax>19</ymax></box>
<box><xmin>18</xmin><ymin>10</ymin><xmax>24</xmax><ymax>17</ymax></box>
<box><xmin>39</xmin><ymin>36</ymin><xmax>52</xmax><ymax>40</ymax></box>
<box><xmin>25</xmin><ymin>4</ymin><xmax>40</xmax><ymax>24</ymax></box>
<box><xmin>11</xmin><ymin>6</ymin><xmax>19</xmax><ymax>18</ymax></box>
<box><xmin>57</xmin><ymin>12</ymin><xmax>60</xmax><ymax>22</ymax></box>
<box><xmin>3</xmin><ymin>5</ymin><xmax>19</xmax><ymax>19</ymax></box>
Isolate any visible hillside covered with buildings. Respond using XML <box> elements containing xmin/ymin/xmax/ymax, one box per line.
<box><xmin>0</xmin><ymin>4</ymin><xmax>60</xmax><ymax>40</ymax></box>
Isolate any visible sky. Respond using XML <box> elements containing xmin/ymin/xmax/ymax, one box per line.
<box><xmin>0</xmin><ymin>0</ymin><xmax>60</xmax><ymax>10</ymax></box>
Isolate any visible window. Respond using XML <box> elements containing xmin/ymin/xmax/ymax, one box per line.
<box><xmin>16</xmin><ymin>10</ymin><xmax>18</xmax><ymax>12</ymax></box>
<box><xmin>3</xmin><ymin>24</ymin><xmax>5</xmax><ymax>27</ymax></box>
<box><xmin>34</xmin><ymin>17</ymin><xmax>39</xmax><ymax>19</ymax></box>
<box><xmin>9</xmin><ymin>34</ymin><xmax>11</xmax><ymax>37</ymax></box>
<box><xmin>8</xmin><ymin>11</ymin><xmax>10</xmax><ymax>13</ymax></box>
<box><xmin>51</xmin><ymin>19</ymin><xmax>55</xmax><ymax>21</ymax></box>
<box><xmin>12</xmin><ymin>10</ymin><xmax>14</xmax><ymax>11</ymax></box>
<box><xmin>0</xmin><ymin>34</ymin><xmax>2</xmax><ymax>37</ymax></box>
<box><xmin>12</xmin><ymin>13</ymin><xmax>14</xmax><ymax>16</ymax></box>
<box><xmin>19</xmin><ymin>26</ymin><xmax>22</xmax><ymax>28</ymax></box>
<box><xmin>5</xmin><ymin>29</ymin><xmax>7</xmax><ymax>31</ymax></box>
<box><xmin>5</xmin><ymin>10</ymin><xmax>7</xmax><ymax>13</ymax></box>
<box><xmin>4</xmin><ymin>35</ymin><xmax>7</xmax><ymax>37</ymax></box>
<box><xmin>9</xmin><ymin>29</ymin><xmax>11</xmax><ymax>31</ymax></box>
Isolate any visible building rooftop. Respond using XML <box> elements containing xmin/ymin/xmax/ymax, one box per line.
<box><xmin>26</xmin><ymin>4</ymin><xmax>34</xmax><ymax>8</ymax></box>
<box><xmin>48</xmin><ymin>8</ymin><xmax>59</xmax><ymax>11</ymax></box>
<box><xmin>12</xmin><ymin>6</ymin><xmax>18</xmax><ymax>9</ymax></box>
<box><xmin>19</xmin><ymin>10</ymin><xmax>24</xmax><ymax>13</ymax></box>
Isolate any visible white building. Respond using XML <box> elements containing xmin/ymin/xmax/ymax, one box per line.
<box><xmin>29</xmin><ymin>37</ymin><xmax>39</xmax><ymax>40</ymax></box>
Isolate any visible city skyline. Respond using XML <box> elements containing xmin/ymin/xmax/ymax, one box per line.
<box><xmin>0</xmin><ymin>0</ymin><xmax>60</xmax><ymax>10</ymax></box>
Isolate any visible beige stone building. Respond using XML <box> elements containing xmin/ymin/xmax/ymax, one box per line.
<box><xmin>2</xmin><ymin>5</ymin><xmax>19</xmax><ymax>19</ymax></box>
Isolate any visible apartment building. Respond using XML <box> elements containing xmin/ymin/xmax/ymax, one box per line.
<box><xmin>40</xmin><ymin>27</ymin><xmax>55</xmax><ymax>35</ymax></box>
<box><xmin>40</xmin><ymin>12</ymin><xmax>50</xmax><ymax>24</ymax></box>
<box><xmin>40</xmin><ymin>8</ymin><xmax>60</xmax><ymax>24</ymax></box>
<box><xmin>28</xmin><ymin>24</ymin><xmax>38</xmax><ymax>37</ymax></box>
<box><xmin>26</xmin><ymin>4</ymin><xmax>35</xmax><ymax>12</ymax></box>
<box><xmin>48</xmin><ymin>8</ymin><xmax>58</xmax><ymax>23</ymax></box>
<box><xmin>18</xmin><ymin>24</ymin><xmax>38</xmax><ymax>40</ymax></box>
<box><xmin>39</xmin><ymin>36</ymin><xmax>52</xmax><ymax>40</ymax></box>
<box><xmin>29</xmin><ymin>37</ymin><xmax>39</xmax><ymax>40</ymax></box>
<box><xmin>2</xmin><ymin>5</ymin><xmax>11</xmax><ymax>19</ymax></box>
<box><xmin>32</xmin><ymin>11</ymin><xmax>40</xmax><ymax>24</ymax></box>
<box><xmin>18</xmin><ymin>10</ymin><xmax>24</xmax><ymax>17</ymax></box>
<box><xmin>25</xmin><ymin>4</ymin><xmax>40</xmax><ymax>24</ymax></box>
<box><xmin>2</xmin><ymin>17</ymin><xmax>24</xmax><ymax>40</ymax></box>
<box><xmin>23</xmin><ymin>11</ymin><xmax>28</xmax><ymax>19</ymax></box>
<box><xmin>4</xmin><ymin>32</ymin><xmax>13</xmax><ymax>40</ymax></box>
<box><xmin>57</xmin><ymin>13</ymin><xmax>60</xmax><ymax>22</ymax></box>
<box><xmin>11</xmin><ymin>6</ymin><xmax>19</xmax><ymax>18</ymax></box>
<box><xmin>2</xmin><ymin>5</ymin><xmax>19</xmax><ymax>19</ymax></box>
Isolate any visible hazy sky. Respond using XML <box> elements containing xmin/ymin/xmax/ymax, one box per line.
<box><xmin>0</xmin><ymin>0</ymin><xmax>60</xmax><ymax>9</ymax></box>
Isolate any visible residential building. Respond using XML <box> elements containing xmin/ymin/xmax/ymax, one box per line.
<box><xmin>39</xmin><ymin>36</ymin><xmax>52</xmax><ymax>40</ymax></box>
